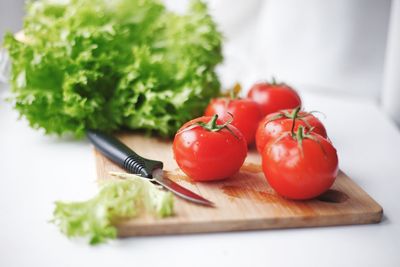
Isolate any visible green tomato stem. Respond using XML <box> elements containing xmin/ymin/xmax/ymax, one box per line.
<box><xmin>290</xmin><ymin>106</ymin><xmax>301</xmax><ymax>135</ymax></box>
<box><xmin>195</xmin><ymin>114</ymin><xmax>238</xmax><ymax>139</ymax></box>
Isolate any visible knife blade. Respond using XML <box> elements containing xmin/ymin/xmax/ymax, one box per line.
<box><xmin>87</xmin><ymin>129</ymin><xmax>214</xmax><ymax>207</ymax></box>
<box><xmin>151</xmin><ymin>169</ymin><xmax>214</xmax><ymax>206</ymax></box>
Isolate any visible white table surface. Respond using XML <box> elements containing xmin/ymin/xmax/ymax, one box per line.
<box><xmin>0</xmin><ymin>87</ymin><xmax>399</xmax><ymax>267</ymax></box>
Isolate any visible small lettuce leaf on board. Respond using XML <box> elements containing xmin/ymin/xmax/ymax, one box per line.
<box><xmin>52</xmin><ymin>172</ymin><xmax>174</xmax><ymax>245</ymax></box>
<box><xmin>3</xmin><ymin>0</ymin><xmax>222</xmax><ymax>137</ymax></box>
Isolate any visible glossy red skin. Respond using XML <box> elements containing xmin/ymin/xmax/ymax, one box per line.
<box><xmin>247</xmin><ymin>83</ymin><xmax>302</xmax><ymax>116</ymax></box>
<box><xmin>255</xmin><ymin>110</ymin><xmax>328</xmax><ymax>153</ymax></box>
<box><xmin>262</xmin><ymin>132</ymin><xmax>338</xmax><ymax>200</ymax></box>
<box><xmin>204</xmin><ymin>98</ymin><xmax>263</xmax><ymax>145</ymax></box>
<box><xmin>173</xmin><ymin>116</ymin><xmax>248</xmax><ymax>182</ymax></box>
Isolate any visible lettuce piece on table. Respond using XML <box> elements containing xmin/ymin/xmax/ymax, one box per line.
<box><xmin>52</xmin><ymin>172</ymin><xmax>174</xmax><ymax>245</ymax></box>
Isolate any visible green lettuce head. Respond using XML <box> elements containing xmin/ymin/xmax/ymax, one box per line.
<box><xmin>4</xmin><ymin>0</ymin><xmax>222</xmax><ymax>137</ymax></box>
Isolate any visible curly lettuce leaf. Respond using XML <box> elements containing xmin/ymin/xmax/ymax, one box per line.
<box><xmin>3</xmin><ymin>0</ymin><xmax>222</xmax><ymax>137</ymax></box>
<box><xmin>52</xmin><ymin>172</ymin><xmax>174</xmax><ymax>245</ymax></box>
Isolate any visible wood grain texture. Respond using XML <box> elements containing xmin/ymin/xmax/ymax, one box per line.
<box><xmin>94</xmin><ymin>133</ymin><xmax>383</xmax><ymax>236</ymax></box>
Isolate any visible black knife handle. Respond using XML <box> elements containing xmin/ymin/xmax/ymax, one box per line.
<box><xmin>86</xmin><ymin>130</ymin><xmax>163</xmax><ymax>178</ymax></box>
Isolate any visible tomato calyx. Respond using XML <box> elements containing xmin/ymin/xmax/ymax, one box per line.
<box><xmin>292</xmin><ymin>126</ymin><xmax>308</xmax><ymax>153</ymax></box>
<box><xmin>220</xmin><ymin>83</ymin><xmax>242</xmax><ymax>109</ymax></box>
<box><xmin>269</xmin><ymin>76</ymin><xmax>288</xmax><ymax>87</ymax></box>
<box><xmin>230</xmin><ymin>83</ymin><xmax>242</xmax><ymax>99</ymax></box>
<box><xmin>222</xmin><ymin>83</ymin><xmax>242</xmax><ymax>100</ymax></box>
<box><xmin>271</xmin><ymin>122</ymin><xmax>324</xmax><ymax>157</ymax></box>
<box><xmin>290</xmin><ymin>126</ymin><xmax>327</xmax><ymax>157</ymax></box>
<box><xmin>266</xmin><ymin>106</ymin><xmax>314</xmax><ymax>128</ymax></box>
<box><xmin>178</xmin><ymin>114</ymin><xmax>239</xmax><ymax>139</ymax></box>
<box><xmin>216</xmin><ymin>83</ymin><xmax>242</xmax><ymax>110</ymax></box>
<box><xmin>270</xmin><ymin>76</ymin><xmax>279</xmax><ymax>86</ymax></box>
<box><xmin>195</xmin><ymin>114</ymin><xmax>239</xmax><ymax>139</ymax></box>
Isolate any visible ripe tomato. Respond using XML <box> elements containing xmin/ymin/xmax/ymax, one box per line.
<box><xmin>256</xmin><ymin>108</ymin><xmax>327</xmax><ymax>153</ymax></box>
<box><xmin>262</xmin><ymin>127</ymin><xmax>338</xmax><ymax>200</ymax></box>
<box><xmin>204</xmin><ymin>98</ymin><xmax>262</xmax><ymax>145</ymax></box>
<box><xmin>247</xmin><ymin>80</ymin><xmax>301</xmax><ymax>116</ymax></box>
<box><xmin>173</xmin><ymin>115</ymin><xmax>247</xmax><ymax>181</ymax></box>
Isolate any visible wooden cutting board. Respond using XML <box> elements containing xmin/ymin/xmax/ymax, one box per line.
<box><xmin>94</xmin><ymin>133</ymin><xmax>383</xmax><ymax>236</ymax></box>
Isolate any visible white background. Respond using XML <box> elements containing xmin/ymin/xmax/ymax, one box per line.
<box><xmin>1</xmin><ymin>0</ymin><xmax>400</xmax><ymax>266</ymax></box>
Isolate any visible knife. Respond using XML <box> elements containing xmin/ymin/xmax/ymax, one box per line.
<box><xmin>86</xmin><ymin>129</ymin><xmax>214</xmax><ymax>207</ymax></box>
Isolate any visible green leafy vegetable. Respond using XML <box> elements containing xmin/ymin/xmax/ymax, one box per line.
<box><xmin>3</xmin><ymin>0</ymin><xmax>222</xmax><ymax>137</ymax></box>
<box><xmin>52</xmin><ymin>172</ymin><xmax>174</xmax><ymax>245</ymax></box>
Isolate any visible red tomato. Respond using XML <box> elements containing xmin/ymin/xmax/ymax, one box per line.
<box><xmin>173</xmin><ymin>115</ymin><xmax>247</xmax><ymax>181</ymax></box>
<box><xmin>256</xmin><ymin>108</ymin><xmax>328</xmax><ymax>153</ymax></box>
<box><xmin>247</xmin><ymin>81</ymin><xmax>301</xmax><ymax>116</ymax></box>
<box><xmin>262</xmin><ymin>127</ymin><xmax>338</xmax><ymax>200</ymax></box>
<box><xmin>204</xmin><ymin>98</ymin><xmax>263</xmax><ymax>145</ymax></box>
